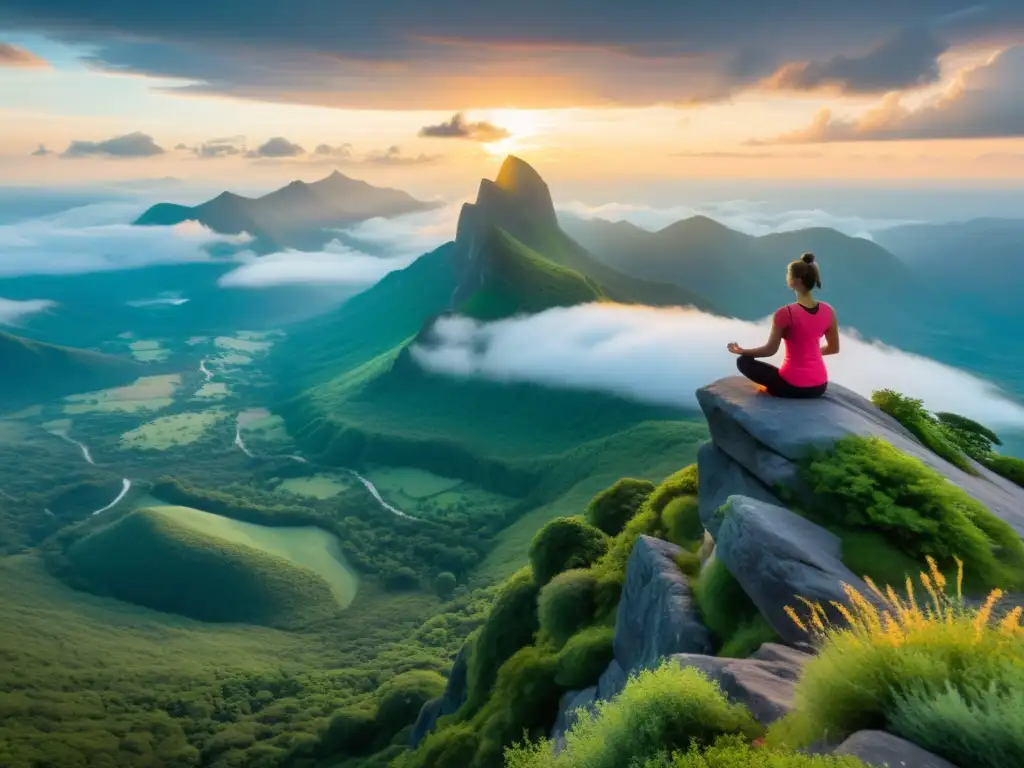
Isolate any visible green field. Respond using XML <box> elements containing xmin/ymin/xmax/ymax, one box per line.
<box><xmin>277</xmin><ymin>474</ymin><xmax>354</xmax><ymax>499</ymax></box>
<box><xmin>153</xmin><ymin>505</ymin><xmax>358</xmax><ymax>605</ymax></box>
<box><xmin>363</xmin><ymin>466</ymin><xmax>464</xmax><ymax>499</ymax></box>
<box><xmin>216</xmin><ymin>336</ymin><xmax>274</xmax><ymax>354</ymax></box>
<box><xmin>120</xmin><ymin>409</ymin><xmax>228</xmax><ymax>450</ymax></box>
<box><xmin>238</xmin><ymin>408</ymin><xmax>291</xmax><ymax>444</ymax></box>
<box><xmin>193</xmin><ymin>382</ymin><xmax>229</xmax><ymax>399</ymax></box>
<box><xmin>362</xmin><ymin>466</ymin><xmax>520</xmax><ymax>526</ymax></box>
<box><xmin>216</xmin><ymin>352</ymin><xmax>252</xmax><ymax>366</ymax></box>
<box><xmin>129</xmin><ymin>339</ymin><xmax>170</xmax><ymax>362</ymax></box>
<box><xmin>63</xmin><ymin>374</ymin><xmax>180</xmax><ymax>414</ymax></box>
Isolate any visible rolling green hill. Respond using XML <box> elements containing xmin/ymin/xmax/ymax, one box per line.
<box><xmin>0</xmin><ymin>331</ymin><xmax>142</xmax><ymax>409</ymax></box>
<box><xmin>68</xmin><ymin>506</ymin><xmax>343</xmax><ymax>627</ymax></box>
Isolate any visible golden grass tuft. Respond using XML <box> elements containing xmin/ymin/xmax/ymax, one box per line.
<box><xmin>770</xmin><ymin>556</ymin><xmax>1024</xmax><ymax>756</ymax></box>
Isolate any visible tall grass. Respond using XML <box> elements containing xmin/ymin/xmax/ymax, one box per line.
<box><xmin>771</xmin><ymin>557</ymin><xmax>1024</xmax><ymax>768</ymax></box>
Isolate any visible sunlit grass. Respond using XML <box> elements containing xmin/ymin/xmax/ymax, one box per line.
<box><xmin>771</xmin><ymin>557</ymin><xmax>1024</xmax><ymax>767</ymax></box>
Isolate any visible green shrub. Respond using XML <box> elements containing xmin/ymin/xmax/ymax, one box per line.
<box><xmin>798</xmin><ymin>435</ymin><xmax>1024</xmax><ymax>591</ymax></box>
<box><xmin>318</xmin><ymin>707</ymin><xmax>377</xmax><ymax>757</ymax></box>
<box><xmin>375</xmin><ymin>670</ymin><xmax>447</xmax><ymax>738</ymax></box>
<box><xmin>555</xmin><ymin>626</ymin><xmax>615</xmax><ymax>689</ymax></box>
<box><xmin>529</xmin><ymin>518</ymin><xmax>609</xmax><ymax>586</ymax></box>
<box><xmin>693</xmin><ymin>559</ymin><xmax>775</xmax><ymax>656</ymax></box>
<box><xmin>435</xmin><ymin>572</ymin><xmax>457</xmax><ymax>599</ymax></box>
<box><xmin>473</xmin><ymin>646</ymin><xmax>564</xmax><ymax>767</ymax></box>
<box><xmin>770</xmin><ymin>568</ymin><xmax>1024</xmax><ymax>764</ymax></box>
<box><xmin>984</xmin><ymin>455</ymin><xmax>1024</xmax><ymax>489</ymax></box>
<box><xmin>663</xmin><ymin>495</ymin><xmax>704</xmax><ymax>547</ymax></box>
<box><xmin>674</xmin><ymin>550</ymin><xmax>702</xmax><ymax>579</ymax></box>
<box><xmin>538</xmin><ymin>569</ymin><xmax>600</xmax><ymax>648</ymax></box>
<box><xmin>505</xmin><ymin>662</ymin><xmax>761</xmax><ymax>768</ymax></box>
<box><xmin>399</xmin><ymin>722</ymin><xmax>480</xmax><ymax>768</ymax></box>
<box><xmin>586</xmin><ymin>478</ymin><xmax>656</xmax><ymax>536</ymax></box>
<box><xmin>888</xmin><ymin>681</ymin><xmax>1024</xmax><ymax>768</ymax></box>
<box><xmin>718</xmin><ymin>614</ymin><xmax>780</xmax><ymax>659</ymax></box>
<box><xmin>384</xmin><ymin>566</ymin><xmax>421</xmax><ymax>591</ymax></box>
<box><xmin>461</xmin><ymin>567</ymin><xmax>540</xmax><ymax>718</ymax></box>
<box><xmin>870</xmin><ymin>389</ymin><xmax>973</xmax><ymax>472</ymax></box>
<box><xmin>643</xmin><ymin>734</ymin><xmax>867</xmax><ymax>767</ymax></box>
<box><xmin>935</xmin><ymin>412</ymin><xmax>1001</xmax><ymax>460</ymax></box>
<box><xmin>647</xmin><ymin>465</ymin><xmax>699</xmax><ymax>515</ymax></box>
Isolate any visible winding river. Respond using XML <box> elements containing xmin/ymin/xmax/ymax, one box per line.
<box><xmin>92</xmin><ymin>478</ymin><xmax>132</xmax><ymax>516</ymax></box>
<box><xmin>50</xmin><ymin>429</ymin><xmax>132</xmax><ymax>516</ymax></box>
<box><xmin>54</xmin><ymin>432</ymin><xmax>95</xmax><ymax>465</ymax></box>
<box><xmin>233</xmin><ymin>411</ymin><xmax>409</xmax><ymax>518</ymax></box>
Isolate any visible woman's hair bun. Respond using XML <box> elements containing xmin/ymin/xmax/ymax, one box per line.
<box><xmin>801</xmin><ymin>252</ymin><xmax>815</xmax><ymax>264</ymax></box>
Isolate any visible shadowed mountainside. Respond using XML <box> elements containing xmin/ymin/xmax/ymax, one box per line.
<box><xmin>0</xmin><ymin>331</ymin><xmax>142</xmax><ymax>409</ymax></box>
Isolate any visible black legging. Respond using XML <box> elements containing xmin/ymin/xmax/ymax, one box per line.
<box><xmin>736</xmin><ymin>355</ymin><xmax>827</xmax><ymax>399</ymax></box>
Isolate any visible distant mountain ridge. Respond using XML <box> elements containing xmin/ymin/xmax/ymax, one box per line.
<box><xmin>134</xmin><ymin>170</ymin><xmax>442</xmax><ymax>253</ymax></box>
<box><xmin>560</xmin><ymin>210</ymin><xmax>1020</xmax><ymax>396</ymax></box>
<box><xmin>0</xmin><ymin>331</ymin><xmax>141</xmax><ymax>409</ymax></box>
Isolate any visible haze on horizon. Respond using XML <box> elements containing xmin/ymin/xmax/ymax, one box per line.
<box><xmin>1</xmin><ymin>0</ymin><xmax>1024</xmax><ymax>199</ymax></box>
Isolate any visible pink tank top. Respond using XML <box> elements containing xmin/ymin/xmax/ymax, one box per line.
<box><xmin>775</xmin><ymin>302</ymin><xmax>833</xmax><ymax>387</ymax></box>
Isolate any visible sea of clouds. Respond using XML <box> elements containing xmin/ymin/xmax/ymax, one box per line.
<box><xmin>0</xmin><ymin>298</ymin><xmax>56</xmax><ymax>326</ymax></box>
<box><xmin>410</xmin><ymin>304</ymin><xmax>1024</xmax><ymax>430</ymax></box>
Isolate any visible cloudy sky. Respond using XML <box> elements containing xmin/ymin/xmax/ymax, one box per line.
<box><xmin>2</xmin><ymin>1</ymin><xmax>1024</xmax><ymax>191</ymax></box>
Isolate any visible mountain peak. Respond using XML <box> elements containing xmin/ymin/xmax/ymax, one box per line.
<box><xmin>495</xmin><ymin>155</ymin><xmax>545</xmax><ymax>192</ymax></box>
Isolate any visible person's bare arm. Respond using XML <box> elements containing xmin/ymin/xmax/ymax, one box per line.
<box><xmin>728</xmin><ymin>320</ymin><xmax>783</xmax><ymax>358</ymax></box>
<box><xmin>821</xmin><ymin>311</ymin><xmax>840</xmax><ymax>356</ymax></box>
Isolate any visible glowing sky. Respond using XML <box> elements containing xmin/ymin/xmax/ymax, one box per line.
<box><xmin>1</xmin><ymin>1</ymin><xmax>1023</xmax><ymax>189</ymax></box>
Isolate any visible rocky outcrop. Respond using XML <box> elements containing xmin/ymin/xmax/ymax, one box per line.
<box><xmin>697</xmin><ymin>441</ymin><xmax>782</xmax><ymax>538</ymax></box>
<box><xmin>833</xmin><ymin>730</ymin><xmax>960</xmax><ymax>768</ymax></box>
<box><xmin>551</xmin><ymin>536</ymin><xmax>712</xmax><ymax>747</ymax></box>
<box><xmin>696</xmin><ymin>377</ymin><xmax>1024</xmax><ymax>536</ymax></box>
<box><xmin>612</xmin><ymin>536</ymin><xmax>713</xmax><ymax>680</ymax></box>
<box><xmin>715</xmin><ymin>495</ymin><xmax>879</xmax><ymax>646</ymax></box>
<box><xmin>551</xmin><ymin>687</ymin><xmax>597</xmax><ymax>753</ymax></box>
<box><xmin>409</xmin><ymin>644</ymin><xmax>470</xmax><ymax>747</ymax></box>
<box><xmin>672</xmin><ymin>642</ymin><xmax>814</xmax><ymax>726</ymax></box>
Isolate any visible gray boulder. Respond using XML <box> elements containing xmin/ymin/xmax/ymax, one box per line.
<box><xmin>596</xmin><ymin>658</ymin><xmax>626</xmax><ymax>701</ymax></box>
<box><xmin>409</xmin><ymin>697</ymin><xmax>443</xmax><ymax>748</ymax></box>
<box><xmin>672</xmin><ymin>642</ymin><xmax>814</xmax><ymax>726</ymax></box>
<box><xmin>613</xmin><ymin>535</ymin><xmax>713</xmax><ymax>674</ymax></box>
<box><xmin>409</xmin><ymin>643</ymin><xmax>470</xmax><ymax>747</ymax></box>
<box><xmin>697</xmin><ymin>441</ymin><xmax>782</xmax><ymax>538</ymax></box>
<box><xmin>833</xmin><ymin>730</ymin><xmax>960</xmax><ymax>768</ymax></box>
<box><xmin>696</xmin><ymin>376</ymin><xmax>1024</xmax><ymax>536</ymax></box>
<box><xmin>715</xmin><ymin>495</ymin><xmax>879</xmax><ymax>646</ymax></box>
<box><xmin>550</xmin><ymin>686</ymin><xmax>597</xmax><ymax>753</ymax></box>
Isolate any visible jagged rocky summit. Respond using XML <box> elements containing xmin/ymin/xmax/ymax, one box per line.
<box><xmin>412</xmin><ymin>377</ymin><xmax>1023</xmax><ymax>767</ymax></box>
